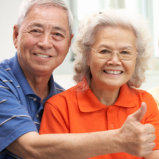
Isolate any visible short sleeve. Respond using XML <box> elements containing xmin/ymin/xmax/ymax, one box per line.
<box><xmin>142</xmin><ymin>91</ymin><xmax>159</xmax><ymax>150</ymax></box>
<box><xmin>0</xmin><ymin>75</ymin><xmax>37</xmax><ymax>152</ymax></box>
<box><xmin>40</xmin><ymin>101</ymin><xmax>69</xmax><ymax>134</ymax></box>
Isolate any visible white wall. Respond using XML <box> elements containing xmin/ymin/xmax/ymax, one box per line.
<box><xmin>0</xmin><ymin>0</ymin><xmax>159</xmax><ymax>90</ymax></box>
<box><xmin>0</xmin><ymin>0</ymin><xmax>22</xmax><ymax>61</ymax></box>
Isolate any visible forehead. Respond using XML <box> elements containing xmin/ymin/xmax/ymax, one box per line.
<box><xmin>95</xmin><ymin>25</ymin><xmax>135</xmax><ymax>37</ymax></box>
<box><xmin>93</xmin><ymin>25</ymin><xmax>136</xmax><ymax>46</ymax></box>
<box><xmin>21</xmin><ymin>5</ymin><xmax>70</xmax><ymax>31</ymax></box>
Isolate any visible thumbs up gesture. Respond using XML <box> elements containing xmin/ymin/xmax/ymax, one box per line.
<box><xmin>119</xmin><ymin>102</ymin><xmax>156</xmax><ymax>157</ymax></box>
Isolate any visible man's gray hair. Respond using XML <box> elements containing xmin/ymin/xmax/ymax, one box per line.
<box><xmin>17</xmin><ymin>0</ymin><xmax>73</xmax><ymax>34</ymax></box>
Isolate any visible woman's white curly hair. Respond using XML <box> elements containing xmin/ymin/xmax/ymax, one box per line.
<box><xmin>73</xmin><ymin>9</ymin><xmax>153</xmax><ymax>88</ymax></box>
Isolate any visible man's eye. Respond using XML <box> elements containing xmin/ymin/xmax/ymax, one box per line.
<box><xmin>30</xmin><ymin>29</ymin><xmax>41</xmax><ymax>34</ymax></box>
<box><xmin>54</xmin><ymin>32</ymin><xmax>64</xmax><ymax>37</ymax></box>
<box><xmin>52</xmin><ymin>32</ymin><xmax>65</xmax><ymax>40</ymax></box>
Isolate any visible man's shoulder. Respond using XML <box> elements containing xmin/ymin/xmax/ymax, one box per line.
<box><xmin>0</xmin><ymin>58</ymin><xmax>14</xmax><ymax>79</ymax></box>
<box><xmin>0</xmin><ymin>57</ymin><xmax>21</xmax><ymax>95</ymax></box>
<box><xmin>54</xmin><ymin>82</ymin><xmax>65</xmax><ymax>93</ymax></box>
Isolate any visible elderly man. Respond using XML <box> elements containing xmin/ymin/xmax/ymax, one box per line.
<box><xmin>0</xmin><ymin>0</ymin><xmax>156</xmax><ymax>159</ymax></box>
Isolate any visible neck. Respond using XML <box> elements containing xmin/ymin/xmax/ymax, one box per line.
<box><xmin>25</xmin><ymin>72</ymin><xmax>51</xmax><ymax>101</ymax></box>
<box><xmin>90</xmin><ymin>82</ymin><xmax>120</xmax><ymax>106</ymax></box>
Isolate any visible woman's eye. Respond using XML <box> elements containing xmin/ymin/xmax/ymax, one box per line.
<box><xmin>99</xmin><ymin>49</ymin><xmax>111</xmax><ymax>54</ymax></box>
<box><xmin>121</xmin><ymin>51</ymin><xmax>130</xmax><ymax>55</ymax></box>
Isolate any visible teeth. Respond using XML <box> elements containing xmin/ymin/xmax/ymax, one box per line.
<box><xmin>35</xmin><ymin>53</ymin><xmax>50</xmax><ymax>58</ymax></box>
<box><xmin>104</xmin><ymin>70</ymin><xmax>122</xmax><ymax>74</ymax></box>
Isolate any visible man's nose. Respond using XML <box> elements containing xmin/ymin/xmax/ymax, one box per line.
<box><xmin>38</xmin><ymin>33</ymin><xmax>52</xmax><ymax>49</ymax></box>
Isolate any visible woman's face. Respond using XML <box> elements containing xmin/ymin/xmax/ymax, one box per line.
<box><xmin>88</xmin><ymin>26</ymin><xmax>137</xmax><ymax>90</ymax></box>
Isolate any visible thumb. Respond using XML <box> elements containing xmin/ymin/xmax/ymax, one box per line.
<box><xmin>131</xmin><ymin>102</ymin><xmax>147</xmax><ymax>121</ymax></box>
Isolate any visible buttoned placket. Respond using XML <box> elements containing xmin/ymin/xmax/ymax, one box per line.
<box><xmin>106</xmin><ymin>106</ymin><xmax>116</xmax><ymax>130</ymax></box>
<box><xmin>28</xmin><ymin>95</ymin><xmax>43</xmax><ymax>130</ymax></box>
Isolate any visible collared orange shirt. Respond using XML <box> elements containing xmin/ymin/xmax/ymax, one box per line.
<box><xmin>40</xmin><ymin>80</ymin><xmax>159</xmax><ymax>159</ymax></box>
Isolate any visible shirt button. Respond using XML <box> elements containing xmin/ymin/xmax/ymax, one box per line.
<box><xmin>36</xmin><ymin>114</ymin><xmax>39</xmax><ymax>118</ymax></box>
<box><xmin>110</xmin><ymin>124</ymin><xmax>114</xmax><ymax>129</ymax></box>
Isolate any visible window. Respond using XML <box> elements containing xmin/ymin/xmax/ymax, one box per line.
<box><xmin>72</xmin><ymin>0</ymin><xmax>158</xmax><ymax>57</ymax></box>
<box><xmin>152</xmin><ymin>0</ymin><xmax>159</xmax><ymax>57</ymax></box>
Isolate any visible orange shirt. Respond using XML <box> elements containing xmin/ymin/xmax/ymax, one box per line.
<box><xmin>40</xmin><ymin>80</ymin><xmax>159</xmax><ymax>159</ymax></box>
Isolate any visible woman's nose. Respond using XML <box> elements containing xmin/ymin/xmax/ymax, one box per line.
<box><xmin>107</xmin><ymin>52</ymin><xmax>121</xmax><ymax>65</ymax></box>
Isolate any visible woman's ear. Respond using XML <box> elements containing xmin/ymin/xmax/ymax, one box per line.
<box><xmin>13</xmin><ymin>25</ymin><xmax>19</xmax><ymax>49</ymax></box>
<box><xmin>87</xmin><ymin>51</ymin><xmax>91</xmax><ymax>66</ymax></box>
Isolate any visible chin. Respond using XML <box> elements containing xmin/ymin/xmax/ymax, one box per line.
<box><xmin>102</xmin><ymin>82</ymin><xmax>123</xmax><ymax>89</ymax></box>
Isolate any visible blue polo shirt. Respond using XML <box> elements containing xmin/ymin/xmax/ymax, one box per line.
<box><xmin>0</xmin><ymin>54</ymin><xmax>64</xmax><ymax>159</ymax></box>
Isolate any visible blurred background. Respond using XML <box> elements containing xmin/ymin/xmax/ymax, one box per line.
<box><xmin>0</xmin><ymin>0</ymin><xmax>159</xmax><ymax>90</ymax></box>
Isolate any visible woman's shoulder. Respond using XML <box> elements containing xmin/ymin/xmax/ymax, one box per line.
<box><xmin>47</xmin><ymin>82</ymin><xmax>82</xmax><ymax>103</ymax></box>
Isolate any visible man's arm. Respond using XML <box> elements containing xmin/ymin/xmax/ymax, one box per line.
<box><xmin>145</xmin><ymin>150</ymin><xmax>159</xmax><ymax>159</ymax></box>
<box><xmin>7</xmin><ymin>103</ymin><xmax>155</xmax><ymax>159</ymax></box>
<box><xmin>8</xmin><ymin>130</ymin><xmax>121</xmax><ymax>159</ymax></box>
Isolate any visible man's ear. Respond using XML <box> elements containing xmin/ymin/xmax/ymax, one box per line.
<box><xmin>13</xmin><ymin>25</ymin><xmax>19</xmax><ymax>49</ymax></box>
<box><xmin>69</xmin><ymin>34</ymin><xmax>74</xmax><ymax>47</ymax></box>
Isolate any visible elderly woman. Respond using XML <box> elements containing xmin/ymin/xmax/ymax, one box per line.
<box><xmin>40</xmin><ymin>9</ymin><xmax>159</xmax><ymax>158</ymax></box>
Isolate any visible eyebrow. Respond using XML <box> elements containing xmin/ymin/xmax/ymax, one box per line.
<box><xmin>27</xmin><ymin>23</ymin><xmax>67</xmax><ymax>34</ymax></box>
<box><xmin>27</xmin><ymin>23</ymin><xmax>43</xmax><ymax>28</ymax></box>
<box><xmin>98</xmin><ymin>44</ymin><xmax>134</xmax><ymax>50</ymax></box>
<box><xmin>52</xmin><ymin>26</ymin><xmax>66</xmax><ymax>35</ymax></box>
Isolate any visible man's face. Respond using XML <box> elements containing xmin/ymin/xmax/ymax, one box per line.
<box><xmin>13</xmin><ymin>5</ymin><xmax>72</xmax><ymax>77</ymax></box>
